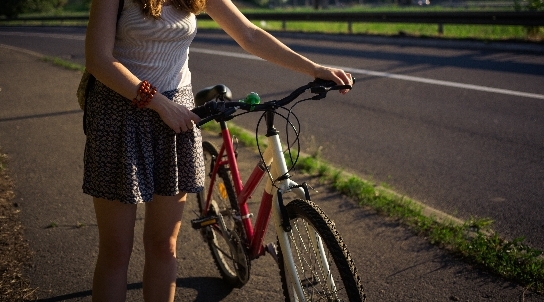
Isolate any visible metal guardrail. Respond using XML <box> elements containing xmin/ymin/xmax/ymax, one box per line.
<box><xmin>202</xmin><ymin>11</ymin><xmax>544</xmax><ymax>25</ymax></box>
<box><xmin>1</xmin><ymin>11</ymin><xmax>543</xmax><ymax>34</ymax></box>
<box><xmin>207</xmin><ymin>11</ymin><xmax>544</xmax><ymax>33</ymax></box>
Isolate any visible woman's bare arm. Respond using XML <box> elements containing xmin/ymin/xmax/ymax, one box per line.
<box><xmin>205</xmin><ymin>0</ymin><xmax>352</xmax><ymax>89</ymax></box>
<box><xmin>85</xmin><ymin>0</ymin><xmax>200</xmax><ymax>132</ymax></box>
<box><xmin>85</xmin><ymin>0</ymin><xmax>140</xmax><ymax>100</ymax></box>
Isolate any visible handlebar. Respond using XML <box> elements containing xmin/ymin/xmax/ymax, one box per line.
<box><xmin>192</xmin><ymin>78</ymin><xmax>354</xmax><ymax>128</ymax></box>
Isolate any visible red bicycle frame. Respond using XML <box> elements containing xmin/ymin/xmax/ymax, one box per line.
<box><xmin>203</xmin><ymin>122</ymin><xmax>275</xmax><ymax>259</ymax></box>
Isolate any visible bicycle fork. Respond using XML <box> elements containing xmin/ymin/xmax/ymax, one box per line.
<box><xmin>265</xmin><ymin>132</ymin><xmax>338</xmax><ymax>301</ymax></box>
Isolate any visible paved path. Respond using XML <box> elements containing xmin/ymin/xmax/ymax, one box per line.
<box><xmin>0</xmin><ymin>45</ymin><xmax>542</xmax><ymax>301</ymax></box>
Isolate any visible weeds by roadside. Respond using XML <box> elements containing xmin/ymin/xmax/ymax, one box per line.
<box><xmin>294</xmin><ymin>152</ymin><xmax>544</xmax><ymax>294</ymax></box>
<box><xmin>41</xmin><ymin>56</ymin><xmax>84</xmax><ymax>72</ymax></box>
<box><xmin>0</xmin><ymin>151</ymin><xmax>36</xmax><ymax>301</ymax></box>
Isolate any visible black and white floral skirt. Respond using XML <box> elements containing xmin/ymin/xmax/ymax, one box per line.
<box><xmin>82</xmin><ymin>80</ymin><xmax>204</xmax><ymax>204</ymax></box>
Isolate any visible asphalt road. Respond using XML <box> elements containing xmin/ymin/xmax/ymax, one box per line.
<box><xmin>171</xmin><ymin>30</ymin><xmax>544</xmax><ymax>252</ymax></box>
<box><xmin>1</xmin><ymin>26</ymin><xmax>542</xmax><ymax>251</ymax></box>
<box><xmin>0</xmin><ymin>26</ymin><xmax>543</xmax><ymax>301</ymax></box>
<box><xmin>188</xmin><ymin>31</ymin><xmax>544</xmax><ymax>251</ymax></box>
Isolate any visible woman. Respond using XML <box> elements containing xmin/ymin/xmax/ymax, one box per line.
<box><xmin>84</xmin><ymin>0</ymin><xmax>353</xmax><ymax>301</ymax></box>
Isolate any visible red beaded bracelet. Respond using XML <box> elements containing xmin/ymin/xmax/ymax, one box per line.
<box><xmin>132</xmin><ymin>80</ymin><xmax>157</xmax><ymax>108</ymax></box>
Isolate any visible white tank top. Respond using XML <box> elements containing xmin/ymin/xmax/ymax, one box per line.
<box><xmin>113</xmin><ymin>0</ymin><xmax>197</xmax><ymax>92</ymax></box>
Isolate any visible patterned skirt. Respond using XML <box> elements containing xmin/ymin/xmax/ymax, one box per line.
<box><xmin>82</xmin><ymin>81</ymin><xmax>204</xmax><ymax>204</ymax></box>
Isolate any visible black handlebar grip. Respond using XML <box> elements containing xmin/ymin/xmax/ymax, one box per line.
<box><xmin>192</xmin><ymin>100</ymin><xmax>219</xmax><ymax>119</ymax></box>
<box><xmin>313</xmin><ymin>78</ymin><xmax>337</xmax><ymax>87</ymax></box>
<box><xmin>192</xmin><ymin>105</ymin><xmax>208</xmax><ymax>119</ymax></box>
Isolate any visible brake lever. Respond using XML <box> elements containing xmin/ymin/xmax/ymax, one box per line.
<box><xmin>194</xmin><ymin>100</ymin><xmax>220</xmax><ymax>128</ymax></box>
<box><xmin>219</xmin><ymin>107</ymin><xmax>237</xmax><ymax>122</ymax></box>
<box><xmin>196</xmin><ymin>113</ymin><xmax>220</xmax><ymax>128</ymax></box>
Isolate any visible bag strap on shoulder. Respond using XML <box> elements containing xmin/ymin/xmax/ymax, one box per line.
<box><xmin>117</xmin><ymin>0</ymin><xmax>124</xmax><ymax>21</ymax></box>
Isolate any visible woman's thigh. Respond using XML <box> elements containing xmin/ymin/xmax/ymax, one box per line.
<box><xmin>94</xmin><ymin>198</ymin><xmax>138</xmax><ymax>257</ymax></box>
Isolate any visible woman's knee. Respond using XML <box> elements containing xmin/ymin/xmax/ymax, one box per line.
<box><xmin>143</xmin><ymin>236</ymin><xmax>177</xmax><ymax>261</ymax></box>
<box><xmin>97</xmin><ymin>240</ymin><xmax>134</xmax><ymax>271</ymax></box>
<box><xmin>142</xmin><ymin>194</ymin><xmax>185</xmax><ymax>260</ymax></box>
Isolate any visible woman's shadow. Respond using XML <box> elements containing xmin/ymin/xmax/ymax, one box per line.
<box><xmin>35</xmin><ymin>276</ymin><xmax>232</xmax><ymax>302</ymax></box>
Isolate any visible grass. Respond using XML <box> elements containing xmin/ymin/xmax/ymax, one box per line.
<box><xmin>196</xmin><ymin>4</ymin><xmax>544</xmax><ymax>41</ymax></box>
<box><xmin>270</xmin><ymin>21</ymin><xmax>535</xmax><ymax>40</ymax></box>
<box><xmin>42</xmin><ymin>56</ymin><xmax>84</xmax><ymax>72</ymax></box>
<box><xmin>203</xmin><ymin>121</ymin><xmax>544</xmax><ymax>294</ymax></box>
<box><xmin>291</xmin><ymin>148</ymin><xmax>544</xmax><ymax>293</ymax></box>
<box><xmin>195</xmin><ymin>19</ymin><xmax>543</xmax><ymax>41</ymax></box>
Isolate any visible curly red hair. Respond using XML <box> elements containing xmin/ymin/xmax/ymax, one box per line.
<box><xmin>135</xmin><ymin>0</ymin><xmax>206</xmax><ymax>18</ymax></box>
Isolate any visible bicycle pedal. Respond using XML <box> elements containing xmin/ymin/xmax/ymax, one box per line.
<box><xmin>190</xmin><ymin>216</ymin><xmax>218</xmax><ymax>230</ymax></box>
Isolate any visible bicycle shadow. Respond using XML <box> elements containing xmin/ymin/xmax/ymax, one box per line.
<box><xmin>176</xmin><ymin>276</ymin><xmax>233</xmax><ymax>301</ymax></box>
<box><xmin>34</xmin><ymin>277</ymin><xmax>232</xmax><ymax>302</ymax></box>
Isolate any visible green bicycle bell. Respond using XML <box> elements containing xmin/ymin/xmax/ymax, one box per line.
<box><xmin>241</xmin><ymin>92</ymin><xmax>260</xmax><ymax>111</ymax></box>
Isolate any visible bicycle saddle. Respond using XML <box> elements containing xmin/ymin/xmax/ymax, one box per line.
<box><xmin>194</xmin><ymin>84</ymin><xmax>232</xmax><ymax>106</ymax></box>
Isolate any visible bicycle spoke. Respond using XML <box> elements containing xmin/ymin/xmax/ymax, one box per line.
<box><xmin>210</xmin><ymin>241</ymin><xmax>235</xmax><ymax>262</ymax></box>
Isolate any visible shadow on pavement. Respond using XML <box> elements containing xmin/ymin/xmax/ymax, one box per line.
<box><xmin>34</xmin><ymin>277</ymin><xmax>232</xmax><ymax>302</ymax></box>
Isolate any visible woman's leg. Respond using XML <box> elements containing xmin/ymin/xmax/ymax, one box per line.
<box><xmin>142</xmin><ymin>192</ymin><xmax>186</xmax><ymax>302</ymax></box>
<box><xmin>92</xmin><ymin>197</ymin><xmax>138</xmax><ymax>302</ymax></box>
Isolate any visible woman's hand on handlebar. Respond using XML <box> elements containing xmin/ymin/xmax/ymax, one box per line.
<box><xmin>147</xmin><ymin>94</ymin><xmax>202</xmax><ymax>133</ymax></box>
<box><xmin>314</xmin><ymin>65</ymin><xmax>353</xmax><ymax>94</ymax></box>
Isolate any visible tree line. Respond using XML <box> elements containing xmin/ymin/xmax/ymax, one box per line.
<box><xmin>0</xmin><ymin>0</ymin><xmax>91</xmax><ymax>19</ymax></box>
<box><xmin>2</xmin><ymin>0</ymin><xmax>542</xmax><ymax>19</ymax></box>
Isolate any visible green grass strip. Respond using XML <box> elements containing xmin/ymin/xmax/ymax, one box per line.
<box><xmin>292</xmin><ymin>152</ymin><xmax>544</xmax><ymax>293</ymax></box>
<box><xmin>41</xmin><ymin>56</ymin><xmax>85</xmax><ymax>72</ymax></box>
<box><xmin>196</xmin><ymin>18</ymin><xmax>543</xmax><ymax>42</ymax></box>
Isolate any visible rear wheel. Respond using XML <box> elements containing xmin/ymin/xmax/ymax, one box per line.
<box><xmin>197</xmin><ymin>141</ymin><xmax>250</xmax><ymax>288</ymax></box>
<box><xmin>277</xmin><ymin>199</ymin><xmax>365</xmax><ymax>301</ymax></box>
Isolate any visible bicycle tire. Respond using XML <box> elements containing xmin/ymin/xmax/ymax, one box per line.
<box><xmin>277</xmin><ymin>199</ymin><xmax>365</xmax><ymax>301</ymax></box>
<box><xmin>197</xmin><ymin>141</ymin><xmax>250</xmax><ymax>288</ymax></box>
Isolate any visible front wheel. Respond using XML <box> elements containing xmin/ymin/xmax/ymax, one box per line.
<box><xmin>277</xmin><ymin>199</ymin><xmax>365</xmax><ymax>301</ymax></box>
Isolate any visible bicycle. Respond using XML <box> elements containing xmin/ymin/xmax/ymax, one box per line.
<box><xmin>190</xmin><ymin>78</ymin><xmax>365</xmax><ymax>301</ymax></box>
